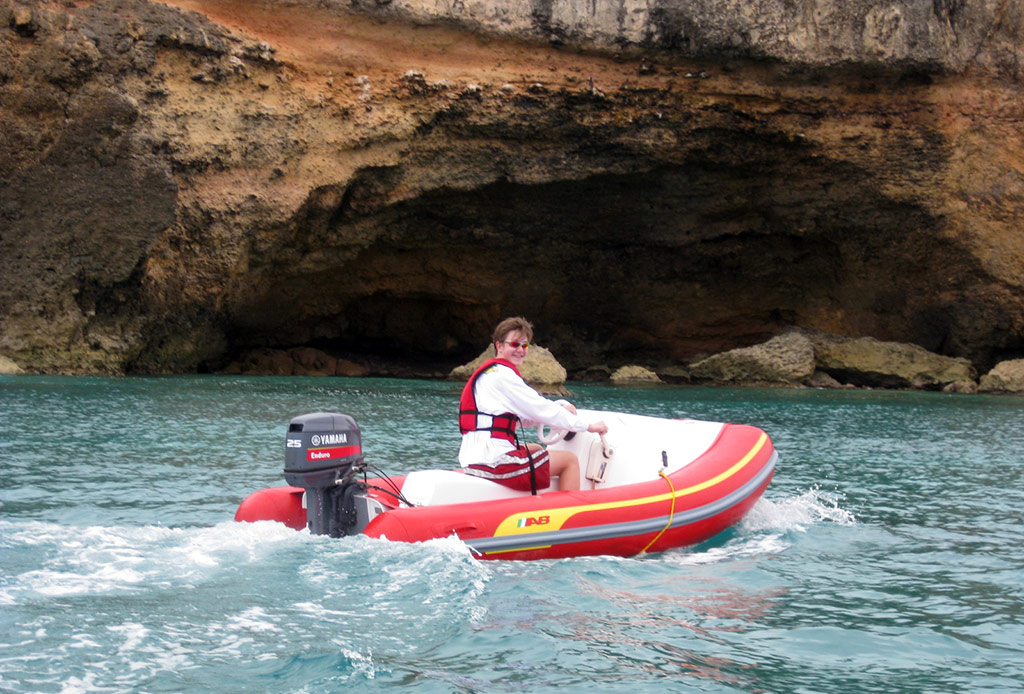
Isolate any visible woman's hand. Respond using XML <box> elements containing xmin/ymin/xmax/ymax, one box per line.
<box><xmin>588</xmin><ymin>421</ymin><xmax>608</xmax><ymax>435</ymax></box>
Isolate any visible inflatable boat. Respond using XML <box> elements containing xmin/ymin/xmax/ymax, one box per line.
<box><xmin>235</xmin><ymin>410</ymin><xmax>776</xmax><ymax>560</ymax></box>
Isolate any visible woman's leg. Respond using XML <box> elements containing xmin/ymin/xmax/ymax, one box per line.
<box><xmin>547</xmin><ymin>449</ymin><xmax>580</xmax><ymax>491</ymax></box>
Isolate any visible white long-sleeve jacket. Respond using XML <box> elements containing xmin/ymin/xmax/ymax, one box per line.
<box><xmin>458</xmin><ymin>362</ymin><xmax>592</xmax><ymax>467</ymax></box>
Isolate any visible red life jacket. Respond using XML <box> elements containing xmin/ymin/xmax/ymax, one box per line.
<box><xmin>459</xmin><ymin>358</ymin><xmax>522</xmax><ymax>443</ymax></box>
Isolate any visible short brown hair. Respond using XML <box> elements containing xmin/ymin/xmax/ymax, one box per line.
<box><xmin>492</xmin><ymin>316</ymin><xmax>534</xmax><ymax>344</ymax></box>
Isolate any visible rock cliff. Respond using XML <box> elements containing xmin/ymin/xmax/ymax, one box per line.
<box><xmin>1</xmin><ymin>0</ymin><xmax>1022</xmax><ymax>379</ymax></box>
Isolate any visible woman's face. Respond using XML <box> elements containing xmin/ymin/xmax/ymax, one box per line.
<box><xmin>495</xmin><ymin>329</ymin><xmax>530</xmax><ymax>368</ymax></box>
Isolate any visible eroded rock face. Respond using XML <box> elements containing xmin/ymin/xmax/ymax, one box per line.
<box><xmin>221</xmin><ymin>347</ymin><xmax>370</xmax><ymax>377</ymax></box>
<box><xmin>689</xmin><ymin>331</ymin><xmax>816</xmax><ymax>384</ymax></box>
<box><xmin>687</xmin><ymin>329</ymin><xmax>978</xmax><ymax>389</ymax></box>
<box><xmin>811</xmin><ymin>332</ymin><xmax>978</xmax><ymax>389</ymax></box>
<box><xmin>380</xmin><ymin>0</ymin><xmax>1024</xmax><ymax>79</ymax></box>
<box><xmin>610</xmin><ymin>365</ymin><xmax>662</xmax><ymax>384</ymax></box>
<box><xmin>0</xmin><ymin>354</ymin><xmax>23</xmax><ymax>374</ymax></box>
<box><xmin>979</xmin><ymin>359</ymin><xmax>1024</xmax><ymax>393</ymax></box>
<box><xmin>1</xmin><ymin>0</ymin><xmax>1023</xmax><ymax>378</ymax></box>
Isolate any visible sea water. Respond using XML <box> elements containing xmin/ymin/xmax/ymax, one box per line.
<box><xmin>1</xmin><ymin>376</ymin><xmax>1022</xmax><ymax>693</ymax></box>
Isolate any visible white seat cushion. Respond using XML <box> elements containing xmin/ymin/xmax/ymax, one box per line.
<box><xmin>401</xmin><ymin>469</ymin><xmax>554</xmax><ymax>507</ymax></box>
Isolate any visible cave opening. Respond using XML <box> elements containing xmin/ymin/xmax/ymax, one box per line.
<box><xmin>209</xmin><ymin>146</ymin><xmax>951</xmax><ymax>377</ymax></box>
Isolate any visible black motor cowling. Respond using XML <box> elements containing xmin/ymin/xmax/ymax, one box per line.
<box><xmin>283</xmin><ymin>412</ymin><xmax>365</xmax><ymax>537</ymax></box>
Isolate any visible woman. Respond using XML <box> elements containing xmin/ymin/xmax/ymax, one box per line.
<box><xmin>458</xmin><ymin>317</ymin><xmax>608</xmax><ymax>492</ymax></box>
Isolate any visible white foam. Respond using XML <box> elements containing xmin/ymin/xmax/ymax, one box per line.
<box><xmin>672</xmin><ymin>533</ymin><xmax>792</xmax><ymax>567</ymax></box>
<box><xmin>58</xmin><ymin>673</ymin><xmax>101</xmax><ymax>694</ymax></box>
<box><xmin>1</xmin><ymin>519</ymin><xmax>310</xmax><ymax>603</ymax></box>
<box><xmin>657</xmin><ymin>489</ymin><xmax>855</xmax><ymax>567</ymax></box>
<box><xmin>742</xmin><ymin>488</ymin><xmax>856</xmax><ymax>533</ymax></box>
<box><xmin>226</xmin><ymin>607</ymin><xmax>281</xmax><ymax>634</ymax></box>
<box><xmin>340</xmin><ymin>647</ymin><xmax>376</xmax><ymax>680</ymax></box>
<box><xmin>107</xmin><ymin>623</ymin><xmax>148</xmax><ymax>655</ymax></box>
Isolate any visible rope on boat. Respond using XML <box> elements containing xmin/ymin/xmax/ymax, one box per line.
<box><xmin>638</xmin><ymin>469</ymin><xmax>677</xmax><ymax>555</ymax></box>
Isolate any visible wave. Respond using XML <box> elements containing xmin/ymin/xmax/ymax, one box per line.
<box><xmin>0</xmin><ymin>520</ymin><xmax>304</xmax><ymax>603</ymax></box>
<box><xmin>1</xmin><ymin>488</ymin><xmax>851</xmax><ymax>605</ymax></box>
<box><xmin>0</xmin><ymin>518</ymin><xmax>495</xmax><ymax>608</ymax></box>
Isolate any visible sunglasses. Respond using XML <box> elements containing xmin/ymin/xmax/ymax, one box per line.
<box><xmin>502</xmin><ymin>340</ymin><xmax>530</xmax><ymax>350</ymax></box>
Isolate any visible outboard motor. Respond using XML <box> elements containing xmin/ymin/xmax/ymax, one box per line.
<box><xmin>283</xmin><ymin>412</ymin><xmax>368</xmax><ymax>537</ymax></box>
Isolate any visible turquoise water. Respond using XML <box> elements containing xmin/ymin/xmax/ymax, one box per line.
<box><xmin>1</xmin><ymin>375</ymin><xmax>1022</xmax><ymax>693</ymax></box>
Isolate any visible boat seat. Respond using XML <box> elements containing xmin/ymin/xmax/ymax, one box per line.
<box><xmin>401</xmin><ymin>469</ymin><xmax>555</xmax><ymax>507</ymax></box>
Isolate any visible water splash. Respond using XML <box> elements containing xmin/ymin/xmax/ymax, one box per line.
<box><xmin>0</xmin><ymin>520</ymin><xmax>305</xmax><ymax>602</ymax></box>
<box><xmin>743</xmin><ymin>487</ymin><xmax>855</xmax><ymax>533</ymax></box>
<box><xmin>658</xmin><ymin>489</ymin><xmax>854</xmax><ymax>569</ymax></box>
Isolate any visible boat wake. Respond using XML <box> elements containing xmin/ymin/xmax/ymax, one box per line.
<box><xmin>0</xmin><ymin>519</ymin><xmax>305</xmax><ymax>603</ymax></box>
<box><xmin>659</xmin><ymin>488</ymin><xmax>855</xmax><ymax>568</ymax></box>
<box><xmin>1</xmin><ymin>487</ymin><xmax>850</xmax><ymax>605</ymax></box>
<box><xmin>0</xmin><ymin>518</ymin><xmax>496</xmax><ymax>606</ymax></box>
<box><xmin>0</xmin><ymin>519</ymin><xmax>493</xmax><ymax>691</ymax></box>
<box><xmin>743</xmin><ymin>487</ymin><xmax>856</xmax><ymax>533</ymax></box>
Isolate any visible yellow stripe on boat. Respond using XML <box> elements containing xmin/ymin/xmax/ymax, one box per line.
<box><xmin>493</xmin><ymin>432</ymin><xmax>768</xmax><ymax>537</ymax></box>
<box><xmin>482</xmin><ymin>544</ymin><xmax>554</xmax><ymax>555</ymax></box>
